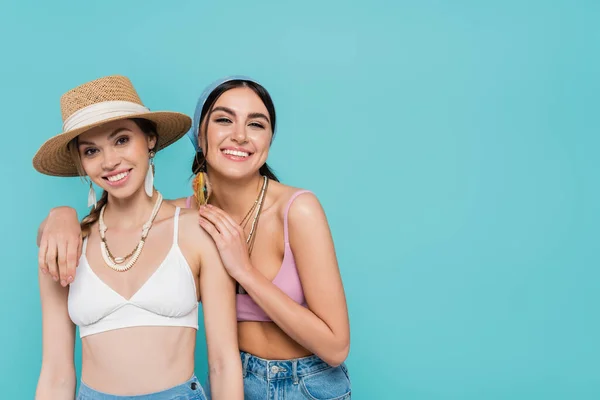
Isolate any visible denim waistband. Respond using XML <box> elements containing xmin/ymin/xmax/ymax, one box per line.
<box><xmin>241</xmin><ymin>351</ymin><xmax>336</xmax><ymax>381</ymax></box>
<box><xmin>77</xmin><ymin>374</ymin><xmax>203</xmax><ymax>399</ymax></box>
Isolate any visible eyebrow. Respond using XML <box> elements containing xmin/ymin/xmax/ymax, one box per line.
<box><xmin>78</xmin><ymin>127</ymin><xmax>131</xmax><ymax>146</ymax></box>
<box><xmin>248</xmin><ymin>112</ymin><xmax>270</xmax><ymax>123</ymax></box>
<box><xmin>212</xmin><ymin>106</ymin><xmax>270</xmax><ymax>124</ymax></box>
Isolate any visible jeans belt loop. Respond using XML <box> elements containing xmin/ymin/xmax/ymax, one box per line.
<box><xmin>292</xmin><ymin>360</ymin><xmax>299</xmax><ymax>384</ymax></box>
<box><xmin>242</xmin><ymin>353</ymin><xmax>250</xmax><ymax>378</ymax></box>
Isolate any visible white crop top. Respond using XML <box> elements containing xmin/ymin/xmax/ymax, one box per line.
<box><xmin>68</xmin><ymin>208</ymin><xmax>199</xmax><ymax>338</ymax></box>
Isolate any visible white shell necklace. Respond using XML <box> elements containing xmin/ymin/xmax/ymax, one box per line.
<box><xmin>98</xmin><ymin>192</ymin><xmax>163</xmax><ymax>272</ymax></box>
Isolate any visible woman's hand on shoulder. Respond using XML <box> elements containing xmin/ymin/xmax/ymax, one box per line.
<box><xmin>197</xmin><ymin>204</ymin><xmax>253</xmax><ymax>281</ymax></box>
<box><xmin>38</xmin><ymin>207</ymin><xmax>82</xmax><ymax>287</ymax></box>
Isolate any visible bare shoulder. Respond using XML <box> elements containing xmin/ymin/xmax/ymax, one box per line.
<box><xmin>265</xmin><ymin>181</ymin><xmax>311</xmax><ymax>209</ymax></box>
<box><xmin>177</xmin><ymin>208</ymin><xmax>210</xmax><ymax>242</ymax></box>
<box><xmin>270</xmin><ymin>181</ymin><xmax>321</xmax><ymax>215</ymax></box>
<box><xmin>286</xmin><ymin>190</ymin><xmax>324</xmax><ymax>223</ymax></box>
<box><xmin>176</xmin><ymin>209</ymin><xmax>218</xmax><ymax>273</ymax></box>
<box><xmin>276</xmin><ymin>184</ymin><xmax>330</xmax><ymax>252</ymax></box>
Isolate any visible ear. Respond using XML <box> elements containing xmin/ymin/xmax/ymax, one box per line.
<box><xmin>147</xmin><ymin>135</ymin><xmax>158</xmax><ymax>151</ymax></box>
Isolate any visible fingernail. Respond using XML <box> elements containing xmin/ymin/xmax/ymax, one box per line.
<box><xmin>61</xmin><ymin>280</ymin><xmax>66</xmax><ymax>286</ymax></box>
<box><xmin>52</xmin><ymin>276</ymin><xmax>58</xmax><ymax>281</ymax></box>
<box><xmin>41</xmin><ymin>269</ymin><xmax>47</xmax><ymax>275</ymax></box>
<box><xmin>68</xmin><ymin>276</ymin><xmax>74</xmax><ymax>283</ymax></box>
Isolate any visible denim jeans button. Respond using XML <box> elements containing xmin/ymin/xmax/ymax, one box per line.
<box><xmin>191</xmin><ymin>382</ymin><xmax>198</xmax><ymax>390</ymax></box>
<box><xmin>270</xmin><ymin>366</ymin><xmax>279</xmax><ymax>374</ymax></box>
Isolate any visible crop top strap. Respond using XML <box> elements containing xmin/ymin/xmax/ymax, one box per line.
<box><xmin>173</xmin><ymin>207</ymin><xmax>181</xmax><ymax>244</ymax></box>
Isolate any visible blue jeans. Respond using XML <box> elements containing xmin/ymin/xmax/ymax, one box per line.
<box><xmin>77</xmin><ymin>375</ymin><xmax>207</xmax><ymax>400</ymax></box>
<box><xmin>207</xmin><ymin>351</ymin><xmax>351</xmax><ymax>399</ymax></box>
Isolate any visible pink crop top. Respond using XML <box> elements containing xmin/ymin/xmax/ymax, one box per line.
<box><xmin>237</xmin><ymin>190</ymin><xmax>311</xmax><ymax>321</ymax></box>
<box><xmin>186</xmin><ymin>191</ymin><xmax>310</xmax><ymax>322</ymax></box>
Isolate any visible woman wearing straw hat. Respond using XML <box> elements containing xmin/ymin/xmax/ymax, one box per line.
<box><xmin>33</xmin><ymin>76</ymin><xmax>243</xmax><ymax>399</ymax></box>
<box><xmin>37</xmin><ymin>76</ymin><xmax>351</xmax><ymax>399</ymax></box>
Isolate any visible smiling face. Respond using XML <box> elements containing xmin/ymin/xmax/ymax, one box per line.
<box><xmin>74</xmin><ymin>119</ymin><xmax>157</xmax><ymax>199</ymax></box>
<box><xmin>199</xmin><ymin>87</ymin><xmax>273</xmax><ymax>180</ymax></box>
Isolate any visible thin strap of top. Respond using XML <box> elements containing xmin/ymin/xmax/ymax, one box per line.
<box><xmin>173</xmin><ymin>207</ymin><xmax>181</xmax><ymax>244</ymax></box>
<box><xmin>283</xmin><ymin>190</ymin><xmax>312</xmax><ymax>243</ymax></box>
<box><xmin>185</xmin><ymin>196</ymin><xmax>192</xmax><ymax>209</ymax></box>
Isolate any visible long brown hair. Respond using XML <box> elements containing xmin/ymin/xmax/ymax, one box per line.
<box><xmin>68</xmin><ymin>118</ymin><xmax>158</xmax><ymax>237</ymax></box>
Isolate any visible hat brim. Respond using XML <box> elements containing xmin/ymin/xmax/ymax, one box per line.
<box><xmin>33</xmin><ymin>111</ymin><xmax>192</xmax><ymax>177</ymax></box>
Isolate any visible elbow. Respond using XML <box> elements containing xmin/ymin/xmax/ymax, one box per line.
<box><xmin>208</xmin><ymin>353</ymin><xmax>244</xmax><ymax>399</ymax></box>
<box><xmin>37</xmin><ymin>366</ymin><xmax>76</xmax><ymax>398</ymax></box>
<box><xmin>208</xmin><ymin>352</ymin><xmax>242</xmax><ymax>378</ymax></box>
<box><xmin>322</xmin><ymin>340</ymin><xmax>350</xmax><ymax>367</ymax></box>
<box><xmin>208</xmin><ymin>361</ymin><xmax>231</xmax><ymax>378</ymax></box>
<box><xmin>40</xmin><ymin>361</ymin><xmax>76</xmax><ymax>380</ymax></box>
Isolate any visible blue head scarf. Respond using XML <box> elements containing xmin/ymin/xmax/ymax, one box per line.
<box><xmin>186</xmin><ymin>75</ymin><xmax>271</xmax><ymax>153</ymax></box>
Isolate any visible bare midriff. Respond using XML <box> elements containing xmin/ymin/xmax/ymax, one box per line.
<box><xmin>80</xmin><ymin>326</ymin><xmax>196</xmax><ymax>395</ymax></box>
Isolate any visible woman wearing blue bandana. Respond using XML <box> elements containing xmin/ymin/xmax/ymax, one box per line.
<box><xmin>38</xmin><ymin>76</ymin><xmax>352</xmax><ymax>399</ymax></box>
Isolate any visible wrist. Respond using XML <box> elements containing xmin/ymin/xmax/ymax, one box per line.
<box><xmin>234</xmin><ymin>261</ymin><xmax>255</xmax><ymax>287</ymax></box>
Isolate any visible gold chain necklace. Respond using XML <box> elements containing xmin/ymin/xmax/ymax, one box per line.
<box><xmin>98</xmin><ymin>192</ymin><xmax>163</xmax><ymax>272</ymax></box>
<box><xmin>245</xmin><ymin>176</ymin><xmax>268</xmax><ymax>255</ymax></box>
<box><xmin>239</xmin><ymin>195</ymin><xmax>260</xmax><ymax>230</ymax></box>
<box><xmin>236</xmin><ymin>176</ymin><xmax>269</xmax><ymax>294</ymax></box>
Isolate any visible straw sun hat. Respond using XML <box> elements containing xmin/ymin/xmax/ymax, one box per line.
<box><xmin>32</xmin><ymin>75</ymin><xmax>192</xmax><ymax>177</ymax></box>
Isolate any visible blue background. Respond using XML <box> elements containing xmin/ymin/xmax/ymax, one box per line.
<box><xmin>1</xmin><ymin>0</ymin><xmax>598</xmax><ymax>398</ymax></box>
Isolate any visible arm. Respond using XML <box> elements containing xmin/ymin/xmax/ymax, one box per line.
<box><xmin>236</xmin><ymin>194</ymin><xmax>350</xmax><ymax>366</ymax></box>
<box><xmin>35</xmin><ymin>270</ymin><xmax>77</xmax><ymax>399</ymax></box>
<box><xmin>183</xmin><ymin>216</ymin><xmax>243</xmax><ymax>399</ymax></box>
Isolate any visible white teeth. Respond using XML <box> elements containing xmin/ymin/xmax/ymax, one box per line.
<box><xmin>222</xmin><ymin>149</ymin><xmax>250</xmax><ymax>157</ymax></box>
<box><xmin>107</xmin><ymin>171</ymin><xmax>129</xmax><ymax>182</ymax></box>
